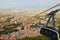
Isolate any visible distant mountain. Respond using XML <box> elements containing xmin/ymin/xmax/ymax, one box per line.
<box><xmin>0</xmin><ymin>9</ymin><xmax>45</xmax><ymax>19</ymax></box>
<box><xmin>0</xmin><ymin>9</ymin><xmax>60</xmax><ymax>18</ymax></box>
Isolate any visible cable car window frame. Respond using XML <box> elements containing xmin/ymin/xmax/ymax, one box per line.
<box><xmin>40</xmin><ymin>27</ymin><xmax>59</xmax><ymax>40</ymax></box>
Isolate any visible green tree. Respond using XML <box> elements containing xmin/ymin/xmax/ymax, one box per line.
<box><xmin>0</xmin><ymin>16</ymin><xmax>21</xmax><ymax>40</ymax></box>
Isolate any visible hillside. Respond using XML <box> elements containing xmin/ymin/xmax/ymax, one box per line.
<box><xmin>0</xmin><ymin>9</ymin><xmax>60</xmax><ymax>40</ymax></box>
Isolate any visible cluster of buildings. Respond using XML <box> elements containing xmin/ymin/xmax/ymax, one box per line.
<box><xmin>0</xmin><ymin>15</ymin><xmax>47</xmax><ymax>40</ymax></box>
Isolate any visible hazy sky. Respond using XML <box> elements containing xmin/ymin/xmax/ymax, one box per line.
<box><xmin>0</xmin><ymin>0</ymin><xmax>60</xmax><ymax>9</ymax></box>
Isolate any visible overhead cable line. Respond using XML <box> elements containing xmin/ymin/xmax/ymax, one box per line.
<box><xmin>30</xmin><ymin>3</ymin><xmax>60</xmax><ymax>19</ymax></box>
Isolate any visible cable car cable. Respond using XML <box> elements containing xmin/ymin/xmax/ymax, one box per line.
<box><xmin>29</xmin><ymin>3</ymin><xmax>60</xmax><ymax>19</ymax></box>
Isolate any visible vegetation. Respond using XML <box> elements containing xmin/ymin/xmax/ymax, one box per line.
<box><xmin>16</xmin><ymin>36</ymin><xmax>51</xmax><ymax>40</ymax></box>
<box><xmin>0</xmin><ymin>16</ymin><xmax>21</xmax><ymax>40</ymax></box>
